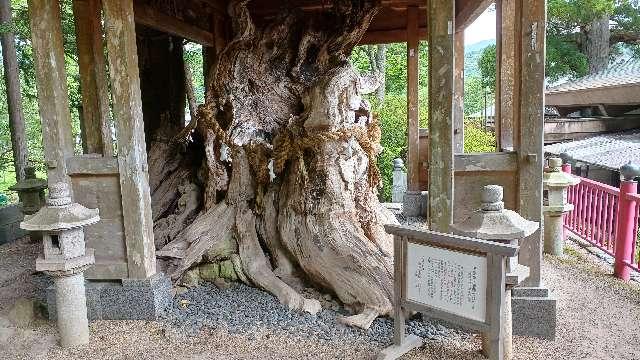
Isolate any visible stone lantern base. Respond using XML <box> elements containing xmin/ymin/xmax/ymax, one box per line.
<box><xmin>402</xmin><ymin>190</ymin><xmax>428</xmax><ymax>217</ymax></box>
<box><xmin>511</xmin><ymin>287</ymin><xmax>557</xmax><ymax>340</ymax></box>
<box><xmin>46</xmin><ymin>273</ymin><xmax>172</xmax><ymax>321</ymax></box>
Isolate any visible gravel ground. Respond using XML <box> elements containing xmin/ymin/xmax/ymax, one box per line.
<box><xmin>163</xmin><ymin>282</ymin><xmax>452</xmax><ymax>345</ymax></box>
<box><xmin>1</xmin><ymin>235</ymin><xmax>640</xmax><ymax>359</ymax></box>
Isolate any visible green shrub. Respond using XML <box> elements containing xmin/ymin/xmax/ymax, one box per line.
<box><xmin>463</xmin><ymin>120</ymin><xmax>496</xmax><ymax>153</ymax></box>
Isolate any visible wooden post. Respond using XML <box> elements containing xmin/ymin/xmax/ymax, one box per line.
<box><xmin>484</xmin><ymin>253</ymin><xmax>506</xmax><ymax>360</ymax></box>
<box><xmin>27</xmin><ymin>0</ymin><xmax>75</xmax><ymax>185</ymax></box>
<box><xmin>453</xmin><ymin>30</ymin><xmax>465</xmax><ymax>154</ymax></box>
<box><xmin>496</xmin><ymin>0</ymin><xmax>519</xmax><ymax>151</ymax></box>
<box><xmin>517</xmin><ymin>0</ymin><xmax>546</xmax><ymax>287</ymax></box>
<box><xmin>406</xmin><ymin>6</ymin><xmax>420</xmax><ymax>192</ymax></box>
<box><xmin>73</xmin><ymin>0</ymin><xmax>113</xmax><ymax>156</ymax></box>
<box><xmin>103</xmin><ymin>0</ymin><xmax>156</xmax><ymax>279</ymax></box>
<box><xmin>0</xmin><ymin>0</ymin><xmax>28</xmax><ymax>181</ymax></box>
<box><xmin>428</xmin><ymin>0</ymin><xmax>455</xmax><ymax>233</ymax></box>
<box><xmin>392</xmin><ymin>235</ymin><xmax>406</xmax><ymax>346</ymax></box>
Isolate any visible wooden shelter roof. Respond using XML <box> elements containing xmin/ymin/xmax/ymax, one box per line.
<box><xmin>132</xmin><ymin>0</ymin><xmax>491</xmax><ymax>46</ymax></box>
<box><xmin>546</xmin><ymin>59</ymin><xmax>640</xmax><ymax>107</ymax></box>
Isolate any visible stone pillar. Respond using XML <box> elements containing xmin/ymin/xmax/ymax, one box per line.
<box><xmin>54</xmin><ymin>273</ymin><xmax>90</xmax><ymax>347</ymax></box>
<box><xmin>543</xmin><ymin>157</ymin><xmax>580</xmax><ymax>256</ymax></box>
<box><xmin>452</xmin><ymin>185</ymin><xmax>539</xmax><ymax>359</ymax></box>
<box><xmin>20</xmin><ymin>182</ymin><xmax>99</xmax><ymax>347</ymax></box>
<box><xmin>392</xmin><ymin>158</ymin><xmax>407</xmax><ymax>203</ymax></box>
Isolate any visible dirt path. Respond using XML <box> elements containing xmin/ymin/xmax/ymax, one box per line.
<box><xmin>1</xmin><ymin>237</ymin><xmax>638</xmax><ymax>360</ymax></box>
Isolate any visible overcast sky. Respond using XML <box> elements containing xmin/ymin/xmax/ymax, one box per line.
<box><xmin>464</xmin><ymin>7</ymin><xmax>497</xmax><ymax>46</ymax></box>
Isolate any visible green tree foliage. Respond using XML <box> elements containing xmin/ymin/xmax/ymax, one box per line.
<box><xmin>478</xmin><ymin>44</ymin><xmax>496</xmax><ymax>92</ymax></box>
<box><xmin>547</xmin><ymin>0</ymin><xmax>640</xmax><ymax>79</ymax></box>
<box><xmin>477</xmin><ymin>1</ymin><xmax>640</xmax><ymax>82</ymax></box>
<box><xmin>463</xmin><ymin>75</ymin><xmax>487</xmax><ymax>116</ymax></box>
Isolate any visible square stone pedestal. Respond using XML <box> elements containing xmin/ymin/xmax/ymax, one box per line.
<box><xmin>511</xmin><ymin>287</ymin><xmax>556</xmax><ymax>340</ymax></box>
<box><xmin>47</xmin><ymin>273</ymin><xmax>171</xmax><ymax>321</ymax></box>
<box><xmin>402</xmin><ymin>191</ymin><xmax>428</xmax><ymax>217</ymax></box>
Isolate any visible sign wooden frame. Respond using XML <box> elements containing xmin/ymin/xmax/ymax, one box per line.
<box><xmin>379</xmin><ymin>224</ymin><xmax>519</xmax><ymax>360</ymax></box>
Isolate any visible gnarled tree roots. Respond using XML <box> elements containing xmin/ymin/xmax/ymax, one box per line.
<box><xmin>151</xmin><ymin>0</ymin><xmax>396</xmax><ymax>330</ymax></box>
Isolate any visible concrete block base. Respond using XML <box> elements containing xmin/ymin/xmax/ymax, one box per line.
<box><xmin>511</xmin><ymin>287</ymin><xmax>556</xmax><ymax>340</ymax></box>
<box><xmin>0</xmin><ymin>204</ymin><xmax>28</xmax><ymax>245</ymax></box>
<box><xmin>47</xmin><ymin>273</ymin><xmax>171</xmax><ymax>321</ymax></box>
<box><xmin>402</xmin><ymin>191</ymin><xmax>428</xmax><ymax>217</ymax></box>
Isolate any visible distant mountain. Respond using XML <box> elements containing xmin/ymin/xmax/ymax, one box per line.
<box><xmin>464</xmin><ymin>39</ymin><xmax>496</xmax><ymax>79</ymax></box>
<box><xmin>466</xmin><ymin>39</ymin><xmax>496</xmax><ymax>54</ymax></box>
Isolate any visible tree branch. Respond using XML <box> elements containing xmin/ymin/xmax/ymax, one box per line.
<box><xmin>610</xmin><ymin>31</ymin><xmax>640</xmax><ymax>45</ymax></box>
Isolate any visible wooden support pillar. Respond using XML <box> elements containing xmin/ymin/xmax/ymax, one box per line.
<box><xmin>453</xmin><ymin>30</ymin><xmax>465</xmax><ymax>154</ymax></box>
<box><xmin>27</xmin><ymin>0</ymin><xmax>74</xmax><ymax>185</ymax></box>
<box><xmin>103</xmin><ymin>0</ymin><xmax>156</xmax><ymax>279</ymax></box>
<box><xmin>1</xmin><ymin>0</ymin><xmax>28</xmax><ymax>181</ymax></box>
<box><xmin>428</xmin><ymin>0</ymin><xmax>455</xmax><ymax>232</ymax></box>
<box><xmin>407</xmin><ymin>6</ymin><xmax>420</xmax><ymax>192</ymax></box>
<box><xmin>496</xmin><ymin>0</ymin><xmax>519</xmax><ymax>151</ymax></box>
<box><xmin>516</xmin><ymin>0</ymin><xmax>546</xmax><ymax>287</ymax></box>
<box><xmin>73</xmin><ymin>0</ymin><xmax>113</xmax><ymax>156</ymax></box>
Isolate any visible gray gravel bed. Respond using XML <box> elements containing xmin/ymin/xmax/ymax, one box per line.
<box><xmin>161</xmin><ymin>282</ymin><xmax>452</xmax><ymax>346</ymax></box>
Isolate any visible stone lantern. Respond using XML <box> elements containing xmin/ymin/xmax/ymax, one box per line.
<box><xmin>20</xmin><ymin>182</ymin><xmax>99</xmax><ymax>347</ymax></box>
<box><xmin>543</xmin><ymin>157</ymin><xmax>580</xmax><ymax>256</ymax></box>
<box><xmin>9</xmin><ymin>166</ymin><xmax>47</xmax><ymax>215</ymax></box>
<box><xmin>392</xmin><ymin>158</ymin><xmax>407</xmax><ymax>203</ymax></box>
<box><xmin>452</xmin><ymin>184</ymin><xmax>539</xmax><ymax>360</ymax></box>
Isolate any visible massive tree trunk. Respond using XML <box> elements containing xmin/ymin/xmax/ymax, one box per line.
<box><xmin>150</xmin><ymin>0</ymin><xmax>397</xmax><ymax>329</ymax></box>
<box><xmin>582</xmin><ymin>14</ymin><xmax>610</xmax><ymax>74</ymax></box>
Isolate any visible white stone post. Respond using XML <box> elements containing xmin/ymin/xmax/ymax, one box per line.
<box><xmin>543</xmin><ymin>157</ymin><xmax>580</xmax><ymax>256</ymax></box>
<box><xmin>20</xmin><ymin>182</ymin><xmax>99</xmax><ymax>347</ymax></box>
<box><xmin>54</xmin><ymin>273</ymin><xmax>90</xmax><ymax>347</ymax></box>
<box><xmin>392</xmin><ymin>158</ymin><xmax>407</xmax><ymax>203</ymax></box>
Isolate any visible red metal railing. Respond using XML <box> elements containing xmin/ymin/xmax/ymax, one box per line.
<box><xmin>563</xmin><ymin>169</ymin><xmax>640</xmax><ymax>278</ymax></box>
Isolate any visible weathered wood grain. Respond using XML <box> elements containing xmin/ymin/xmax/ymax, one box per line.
<box><xmin>484</xmin><ymin>253</ymin><xmax>506</xmax><ymax>360</ymax></box>
<box><xmin>27</xmin><ymin>0</ymin><xmax>75</xmax><ymax>185</ymax></box>
<box><xmin>407</xmin><ymin>6</ymin><xmax>420</xmax><ymax>191</ymax></box>
<box><xmin>454</xmin><ymin>152</ymin><xmax>518</xmax><ymax>172</ymax></box>
<box><xmin>133</xmin><ymin>2</ymin><xmax>214</xmax><ymax>46</ymax></box>
<box><xmin>428</xmin><ymin>0</ymin><xmax>455</xmax><ymax>232</ymax></box>
<box><xmin>517</xmin><ymin>0</ymin><xmax>545</xmax><ymax>288</ymax></box>
<box><xmin>66</xmin><ymin>156</ymin><xmax>119</xmax><ymax>175</ymax></box>
<box><xmin>73</xmin><ymin>0</ymin><xmax>113</xmax><ymax>156</ymax></box>
<box><xmin>385</xmin><ymin>225</ymin><xmax>519</xmax><ymax>257</ymax></box>
<box><xmin>453</xmin><ymin>30</ymin><xmax>465</xmax><ymax>154</ymax></box>
<box><xmin>103</xmin><ymin>0</ymin><xmax>156</xmax><ymax>279</ymax></box>
<box><xmin>495</xmin><ymin>0</ymin><xmax>519</xmax><ymax>151</ymax></box>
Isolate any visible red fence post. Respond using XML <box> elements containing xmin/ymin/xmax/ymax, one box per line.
<box><xmin>614</xmin><ymin>163</ymin><xmax>640</xmax><ymax>281</ymax></box>
<box><xmin>561</xmin><ymin>162</ymin><xmax>572</xmax><ymax>239</ymax></box>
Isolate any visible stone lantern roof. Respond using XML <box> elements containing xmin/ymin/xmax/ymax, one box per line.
<box><xmin>543</xmin><ymin>158</ymin><xmax>579</xmax><ymax>189</ymax></box>
<box><xmin>21</xmin><ymin>182</ymin><xmax>99</xmax><ymax>232</ymax></box>
<box><xmin>8</xmin><ymin>166</ymin><xmax>47</xmax><ymax>192</ymax></box>
<box><xmin>452</xmin><ymin>185</ymin><xmax>539</xmax><ymax>241</ymax></box>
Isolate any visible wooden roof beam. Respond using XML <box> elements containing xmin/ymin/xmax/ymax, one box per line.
<box><xmin>133</xmin><ymin>2</ymin><xmax>214</xmax><ymax>46</ymax></box>
<box><xmin>359</xmin><ymin>28</ymin><xmax>427</xmax><ymax>45</ymax></box>
<box><xmin>455</xmin><ymin>0</ymin><xmax>493</xmax><ymax>32</ymax></box>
